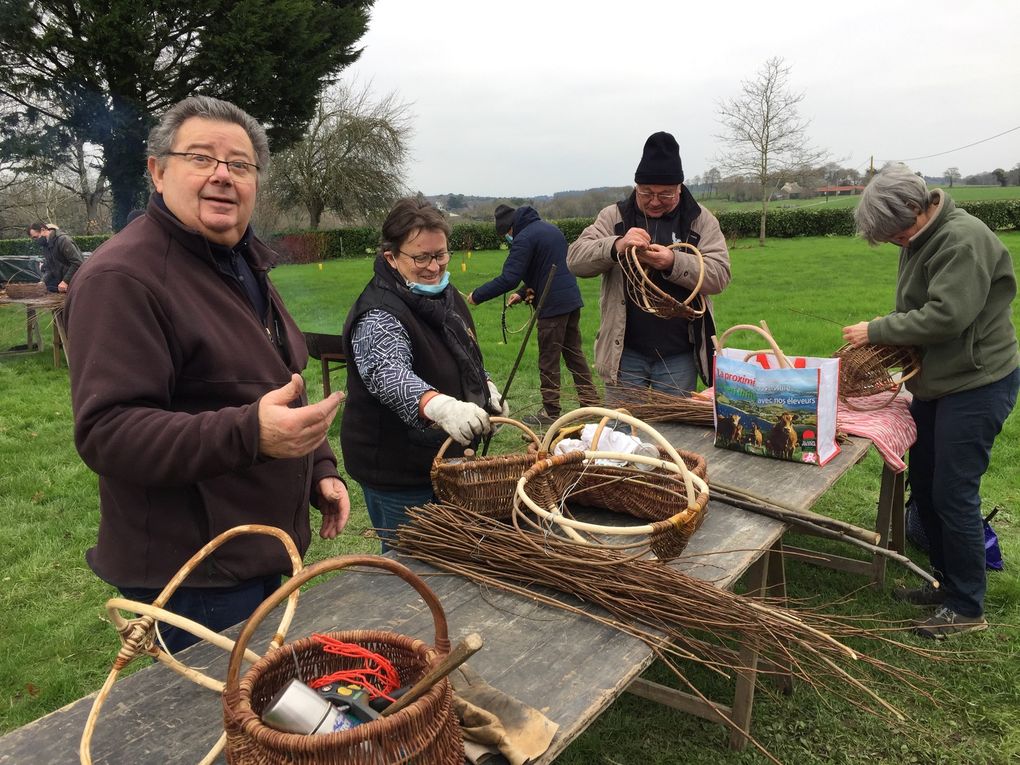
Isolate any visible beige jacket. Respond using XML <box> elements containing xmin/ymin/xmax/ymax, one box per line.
<box><xmin>567</xmin><ymin>196</ymin><xmax>730</xmax><ymax>384</ymax></box>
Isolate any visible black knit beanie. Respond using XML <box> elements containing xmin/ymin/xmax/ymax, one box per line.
<box><xmin>494</xmin><ymin>204</ymin><xmax>517</xmax><ymax>237</ymax></box>
<box><xmin>634</xmin><ymin>132</ymin><xmax>684</xmax><ymax>185</ymax></box>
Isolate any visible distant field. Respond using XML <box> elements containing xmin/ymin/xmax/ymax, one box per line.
<box><xmin>698</xmin><ymin>184</ymin><xmax>1020</xmax><ymax>214</ymax></box>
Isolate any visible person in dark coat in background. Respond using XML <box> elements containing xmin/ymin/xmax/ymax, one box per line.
<box><xmin>28</xmin><ymin>222</ymin><xmax>84</xmax><ymax>293</ymax></box>
<box><xmin>468</xmin><ymin>205</ymin><xmax>599</xmax><ymax>426</ymax></box>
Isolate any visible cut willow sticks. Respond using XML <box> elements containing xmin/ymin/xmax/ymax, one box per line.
<box><xmin>609</xmin><ymin>386</ymin><xmax>716</xmax><ymax>426</ymax></box>
<box><xmin>395</xmin><ymin>502</ymin><xmax>944</xmax><ymax>762</ymax></box>
<box><xmin>709</xmin><ymin>482</ymin><xmax>937</xmax><ymax>587</ymax></box>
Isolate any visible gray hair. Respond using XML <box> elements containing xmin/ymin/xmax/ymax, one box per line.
<box><xmin>855</xmin><ymin>162</ymin><xmax>932</xmax><ymax>245</ymax></box>
<box><xmin>147</xmin><ymin>96</ymin><xmax>270</xmax><ymax>177</ymax></box>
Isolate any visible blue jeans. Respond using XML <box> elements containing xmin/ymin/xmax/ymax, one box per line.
<box><xmin>361</xmin><ymin>484</ymin><xmax>435</xmax><ymax>552</ymax></box>
<box><xmin>908</xmin><ymin>367</ymin><xmax>1019</xmax><ymax>617</ymax></box>
<box><xmin>608</xmin><ymin>347</ymin><xmax>698</xmax><ymax>403</ymax></box>
<box><xmin>119</xmin><ymin>574</ymin><xmax>282</xmax><ymax>655</ymax></box>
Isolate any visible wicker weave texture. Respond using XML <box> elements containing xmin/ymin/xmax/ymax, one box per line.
<box><xmin>223</xmin><ymin>632</ymin><xmax>463</xmax><ymax>764</ymax></box>
<box><xmin>4</xmin><ymin>282</ymin><xmax>47</xmax><ymax>299</ymax></box>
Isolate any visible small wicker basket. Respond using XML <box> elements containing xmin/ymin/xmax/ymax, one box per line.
<box><xmin>618</xmin><ymin>242</ymin><xmax>707</xmax><ymax>319</ymax></box>
<box><xmin>431</xmin><ymin>417</ymin><xmax>543</xmax><ymax>521</ymax></box>
<box><xmin>833</xmin><ymin>343</ymin><xmax>920</xmax><ymax>410</ymax></box>
<box><xmin>3</xmin><ymin>281</ymin><xmax>47</xmax><ymax>299</ymax></box>
<box><xmin>223</xmin><ymin>556</ymin><xmax>463</xmax><ymax>765</ymax></box>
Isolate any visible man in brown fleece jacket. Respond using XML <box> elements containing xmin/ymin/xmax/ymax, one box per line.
<box><xmin>65</xmin><ymin>96</ymin><xmax>349</xmax><ymax>654</ymax></box>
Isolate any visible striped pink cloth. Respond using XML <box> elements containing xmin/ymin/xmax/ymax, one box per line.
<box><xmin>836</xmin><ymin>392</ymin><xmax>916</xmax><ymax>473</ymax></box>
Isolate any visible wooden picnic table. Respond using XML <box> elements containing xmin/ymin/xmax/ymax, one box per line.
<box><xmin>0</xmin><ymin>293</ymin><xmax>69</xmax><ymax>369</ymax></box>
<box><xmin>0</xmin><ymin>423</ymin><xmax>896</xmax><ymax>765</ymax></box>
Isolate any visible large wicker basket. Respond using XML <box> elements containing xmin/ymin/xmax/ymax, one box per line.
<box><xmin>431</xmin><ymin>417</ymin><xmax>543</xmax><ymax>521</ymax></box>
<box><xmin>4</xmin><ymin>281</ymin><xmax>47</xmax><ymax>299</ymax></box>
<box><xmin>223</xmin><ymin>556</ymin><xmax>463</xmax><ymax>765</ymax></box>
<box><xmin>543</xmin><ymin>411</ymin><xmax>707</xmax><ymax>519</ymax></box>
<box><xmin>833</xmin><ymin>342</ymin><xmax>920</xmax><ymax>410</ymax></box>
<box><xmin>515</xmin><ymin>407</ymin><xmax>710</xmax><ymax>560</ymax></box>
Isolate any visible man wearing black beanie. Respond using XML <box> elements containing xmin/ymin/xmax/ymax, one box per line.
<box><xmin>567</xmin><ymin>131</ymin><xmax>730</xmax><ymax>397</ymax></box>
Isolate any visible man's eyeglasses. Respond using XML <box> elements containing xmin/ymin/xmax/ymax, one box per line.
<box><xmin>398</xmin><ymin>250</ymin><xmax>451</xmax><ymax>267</ymax></box>
<box><xmin>166</xmin><ymin>152</ymin><xmax>260</xmax><ymax>182</ymax></box>
<box><xmin>635</xmin><ymin>187</ymin><xmax>680</xmax><ymax>203</ymax></box>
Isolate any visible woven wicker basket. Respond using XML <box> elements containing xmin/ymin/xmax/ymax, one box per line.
<box><xmin>431</xmin><ymin>417</ymin><xmax>543</xmax><ymax>521</ymax></box>
<box><xmin>515</xmin><ymin>407</ymin><xmax>710</xmax><ymax>560</ymax></box>
<box><xmin>223</xmin><ymin>556</ymin><xmax>463</xmax><ymax>765</ymax></box>
<box><xmin>833</xmin><ymin>343</ymin><xmax>920</xmax><ymax>410</ymax></box>
<box><xmin>4</xmin><ymin>281</ymin><xmax>47</xmax><ymax>299</ymax></box>
<box><xmin>544</xmin><ymin>411</ymin><xmax>707</xmax><ymax>520</ymax></box>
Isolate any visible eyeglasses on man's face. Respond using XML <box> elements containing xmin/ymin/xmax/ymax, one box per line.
<box><xmin>398</xmin><ymin>250</ymin><xmax>451</xmax><ymax>267</ymax></box>
<box><xmin>635</xmin><ymin>186</ymin><xmax>680</xmax><ymax>203</ymax></box>
<box><xmin>166</xmin><ymin>152</ymin><xmax>260</xmax><ymax>182</ymax></box>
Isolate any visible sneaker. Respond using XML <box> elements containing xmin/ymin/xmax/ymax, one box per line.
<box><xmin>892</xmin><ymin>582</ymin><xmax>946</xmax><ymax>607</ymax></box>
<box><xmin>912</xmin><ymin>606</ymin><xmax>988</xmax><ymax>640</ymax></box>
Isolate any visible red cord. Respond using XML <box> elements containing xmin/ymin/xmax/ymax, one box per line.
<box><xmin>307</xmin><ymin>634</ymin><xmax>401</xmax><ymax>700</ymax></box>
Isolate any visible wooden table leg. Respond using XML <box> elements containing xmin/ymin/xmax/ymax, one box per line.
<box><xmin>729</xmin><ymin>540</ymin><xmax>791</xmax><ymax>749</ymax></box>
<box><xmin>52</xmin><ymin>307</ymin><xmax>69</xmax><ymax>369</ymax></box>
<box><xmin>871</xmin><ymin>465</ymin><xmax>906</xmax><ymax>586</ymax></box>
<box><xmin>26</xmin><ymin>307</ymin><xmax>43</xmax><ymax>352</ymax></box>
<box><xmin>321</xmin><ymin>357</ymin><xmax>331</xmax><ymax>397</ymax></box>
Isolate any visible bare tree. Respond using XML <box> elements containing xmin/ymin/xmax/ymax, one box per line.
<box><xmin>944</xmin><ymin>167</ymin><xmax>961</xmax><ymax>188</ymax></box>
<box><xmin>272</xmin><ymin>81</ymin><xmax>412</xmax><ymax>229</ymax></box>
<box><xmin>715</xmin><ymin>57</ymin><xmax>827</xmax><ymax>245</ymax></box>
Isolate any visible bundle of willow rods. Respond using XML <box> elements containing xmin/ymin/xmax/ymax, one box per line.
<box><xmin>395</xmin><ymin>503</ymin><xmax>943</xmax><ymax>760</ymax></box>
<box><xmin>609</xmin><ymin>386</ymin><xmax>715</xmax><ymax>426</ymax></box>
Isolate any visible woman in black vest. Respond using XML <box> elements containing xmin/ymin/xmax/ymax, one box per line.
<box><xmin>341</xmin><ymin>198</ymin><xmax>508</xmax><ymax>550</ymax></box>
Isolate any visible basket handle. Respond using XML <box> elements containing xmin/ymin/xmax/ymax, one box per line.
<box><xmin>538</xmin><ymin>407</ymin><xmax>696</xmax><ymax>502</ymax></box>
<box><xmin>434</xmin><ymin>416</ymin><xmax>541</xmax><ymax>461</ymax></box>
<box><xmin>714</xmin><ymin>320</ymin><xmax>792</xmax><ymax>369</ymax></box>
<box><xmin>588</xmin><ymin>408</ymin><xmax>636</xmax><ymax>450</ymax></box>
<box><xmin>224</xmin><ymin>555</ymin><xmax>450</xmax><ymax>694</ymax></box>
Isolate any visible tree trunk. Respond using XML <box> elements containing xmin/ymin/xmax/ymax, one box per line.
<box><xmin>759</xmin><ymin>185</ymin><xmax>768</xmax><ymax>246</ymax></box>
<box><xmin>308</xmin><ymin>201</ymin><xmax>323</xmax><ymax>230</ymax></box>
<box><xmin>104</xmin><ymin>98</ymin><xmax>151</xmax><ymax>231</ymax></box>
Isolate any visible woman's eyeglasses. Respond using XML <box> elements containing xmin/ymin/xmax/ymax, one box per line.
<box><xmin>398</xmin><ymin>250</ymin><xmax>451</xmax><ymax>267</ymax></box>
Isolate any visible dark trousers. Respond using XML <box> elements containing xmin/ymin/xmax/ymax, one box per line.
<box><xmin>361</xmin><ymin>483</ymin><xmax>435</xmax><ymax>553</ymax></box>
<box><xmin>119</xmin><ymin>574</ymin><xmax>282</xmax><ymax>655</ymax></box>
<box><xmin>536</xmin><ymin>309</ymin><xmax>599</xmax><ymax>416</ymax></box>
<box><xmin>908</xmin><ymin>367</ymin><xmax>1019</xmax><ymax>617</ymax></box>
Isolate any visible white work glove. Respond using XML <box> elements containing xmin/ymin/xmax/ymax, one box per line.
<box><xmin>424</xmin><ymin>393</ymin><xmax>492</xmax><ymax>446</ymax></box>
<box><xmin>486</xmin><ymin>379</ymin><xmax>510</xmax><ymax>418</ymax></box>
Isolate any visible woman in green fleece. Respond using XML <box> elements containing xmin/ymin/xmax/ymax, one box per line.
<box><xmin>843</xmin><ymin>162</ymin><xmax>1019</xmax><ymax>640</ymax></box>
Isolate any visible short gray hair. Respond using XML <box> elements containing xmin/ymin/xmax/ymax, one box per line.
<box><xmin>147</xmin><ymin>96</ymin><xmax>270</xmax><ymax>177</ymax></box>
<box><xmin>855</xmin><ymin>162</ymin><xmax>931</xmax><ymax>245</ymax></box>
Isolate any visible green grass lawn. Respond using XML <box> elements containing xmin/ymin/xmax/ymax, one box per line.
<box><xmin>2</xmin><ymin>234</ymin><xmax>1019</xmax><ymax>763</ymax></box>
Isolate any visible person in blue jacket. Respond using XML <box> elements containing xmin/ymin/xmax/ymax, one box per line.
<box><xmin>468</xmin><ymin>205</ymin><xmax>599</xmax><ymax>425</ymax></box>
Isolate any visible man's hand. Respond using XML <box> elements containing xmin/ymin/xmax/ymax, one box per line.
<box><xmin>57</xmin><ymin>280</ymin><xmax>69</xmax><ymax>293</ymax></box>
<box><xmin>466</xmin><ymin>291</ymin><xmax>477</xmax><ymax>305</ymax></box>
<box><xmin>615</xmin><ymin>227</ymin><xmax>652</xmax><ymax>254</ymax></box>
<box><xmin>258</xmin><ymin>374</ymin><xmax>343</xmax><ymax>459</ymax></box>
<box><xmin>842</xmin><ymin>321</ymin><xmax>872</xmax><ymax>348</ymax></box>
<box><xmin>507</xmin><ymin>292</ymin><xmax>523</xmax><ymax>306</ymax></box>
<box><xmin>636</xmin><ymin>244</ymin><xmax>675</xmax><ymax>271</ymax></box>
<box><xmin>316</xmin><ymin>476</ymin><xmax>350</xmax><ymax>539</ymax></box>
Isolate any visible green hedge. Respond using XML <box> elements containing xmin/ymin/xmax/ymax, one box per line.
<box><xmin>4</xmin><ymin>201</ymin><xmax>1018</xmax><ymax>261</ymax></box>
<box><xmin>0</xmin><ymin>234</ymin><xmax>112</xmax><ymax>259</ymax></box>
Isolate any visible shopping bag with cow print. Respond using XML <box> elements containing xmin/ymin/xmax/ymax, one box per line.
<box><xmin>712</xmin><ymin>324</ymin><xmax>841</xmax><ymax>466</ymax></box>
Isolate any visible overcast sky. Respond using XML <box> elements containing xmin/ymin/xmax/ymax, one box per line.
<box><xmin>343</xmin><ymin>0</ymin><xmax>1020</xmax><ymax>197</ymax></box>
